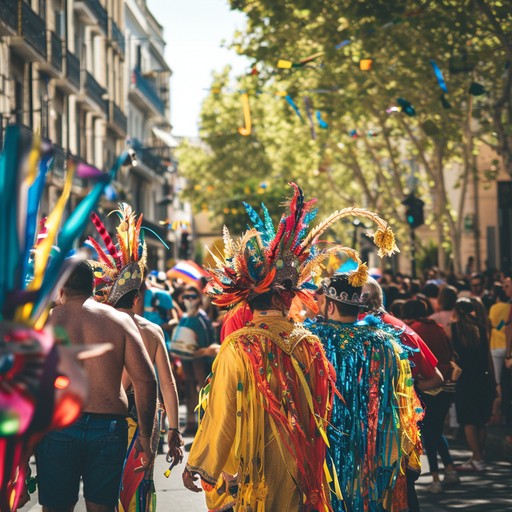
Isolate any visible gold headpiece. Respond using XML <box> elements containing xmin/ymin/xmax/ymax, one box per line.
<box><xmin>88</xmin><ymin>203</ymin><xmax>146</xmax><ymax>305</ymax></box>
<box><xmin>207</xmin><ymin>183</ymin><xmax>398</xmax><ymax>312</ymax></box>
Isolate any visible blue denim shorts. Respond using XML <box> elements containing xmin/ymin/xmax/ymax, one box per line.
<box><xmin>36</xmin><ymin>413</ymin><xmax>128</xmax><ymax>508</ymax></box>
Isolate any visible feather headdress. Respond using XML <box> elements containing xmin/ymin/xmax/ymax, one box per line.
<box><xmin>0</xmin><ymin>126</ymin><xmax>133</xmax><ymax>511</ymax></box>
<box><xmin>207</xmin><ymin>182</ymin><xmax>399</xmax><ymax>311</ymax></box>
<box><xmin>89</xmin><ymin>203</ymin><xmax>147</xmax><ymax>306</ymax></box>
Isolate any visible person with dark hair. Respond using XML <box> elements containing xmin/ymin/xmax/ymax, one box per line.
<box><xmin>88</xmin><ymin>205</ymin><xmax>182</xmax><ymax>511</ymax></box>
<box><xmin>362</xmin><ymin>276</ymin><xmax>443</xmax><ymax>511</ymax></box>
<box><xmin>37</xmin><ymin>260</ymin><xmax>158</xmax><ymax>512</ymax></box>
<box><xmin>452</xmin><ymin>298</ymin><xmax>496</xmax><ymax>471</ymax></box>
<box><xmin>488</xmin><ymin>282</ymin><xmax>511</xmax><ymax>424</ymax></box>
<box><xmin>422</xmin><ymin>282</ymin><xmax>440</xmax><ymax>313</ymax></box>
<box><xmin>182</xmin><ymin>184</ymin><xmax>344</xmax><ymax>511</ymax></box>
<box><xmin>169</xmin><ymin>284</ymin><xmax>215</xmax><ymax>435</ymax></box>
<box><xmin>389</xmin><ymin>298</ymin><xmax>406</xmax><ymax>319</ymax></box>
<box><xmin>307</xmin><ymin>273</ymin><xmax>423</xmax><ymax>512</ymax></box>
<box><xmin>402</xmin><ymin>299</ymin><xmax>459</xmax><ymax>493</ymax></box>
<box><xmin>470</xmin><ymin>272</ymin><xmax>494</xmax><ymax>311</ymax></box>
<box><xmin>430</xmin><ymin>285</ymin><xmax>458</xmax><ymax>338</ymax></box>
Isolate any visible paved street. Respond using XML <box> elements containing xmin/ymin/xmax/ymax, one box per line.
<box><xmin>20</xmin><ymin>433</ymin><xmax>512</xmax><ymax>511</ymax></box>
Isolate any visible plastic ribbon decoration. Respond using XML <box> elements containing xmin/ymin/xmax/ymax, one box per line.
<box><xmin>429</xmin><ymin>59</ymin><xmax>448</xmax><ymax>93</ymax></box>
<box><xmin>238</xmin><ymin>92</ymin><xmax>252</xmax><ymax>136</ymax></box>
<box><xmin>316</xmin><ymin>111</ymin><xmax>328</xmax><ymax>129</ymax></box>
<box><xmin>0</xmin><ymin>125</ymin><xmax>132</xmax><ymax>512</ymax></box>
<box><xmin>277</xmin><ymin>51</ymin><xmax>324</xmax><ymax>69</ymax></box>
<box><xmin>285</xmin><ymin>95</ymin><xmax>303</xmax><ymax>122</ymax></box>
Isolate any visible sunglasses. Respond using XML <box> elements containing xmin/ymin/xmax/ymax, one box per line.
<box><xmin>183</xmin><ymin>294</ymin><xmax>199</xmax><ymax>300</ymax></box>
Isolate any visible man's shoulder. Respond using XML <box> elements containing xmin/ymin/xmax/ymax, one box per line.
<box><xmin>134</xmin><ymin>314</ymin><xmax>164</xmax><ymax>336</ymax></box>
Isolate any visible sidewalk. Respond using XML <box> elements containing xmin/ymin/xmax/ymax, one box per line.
<box><xmin>485</xmin><ymin>423</ymin><xmax>512</xmax><ymax>462</ymax></box>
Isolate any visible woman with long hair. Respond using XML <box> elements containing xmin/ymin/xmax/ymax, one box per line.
<box><xmin>452</xmin><ymin>298</ymin><xmax>496</xmax><ymax>471</ymax></box>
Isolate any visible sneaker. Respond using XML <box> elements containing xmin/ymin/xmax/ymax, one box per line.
<box><xmin>443</xmin><ymin>469</ymin><xmax>460</xmax><ymax>484</ymax></box>
<box><xmin>457</xmin><ymin>458</ymin><xmax>485</xmax><ymax>472</ymax></box>
<box><xmin>427</xmin><ymin>481</ymin><xmax>443</xmax><ymax>494</ymax></box>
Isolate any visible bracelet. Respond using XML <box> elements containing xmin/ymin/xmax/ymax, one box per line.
<box><xmin>169</xmin><ymin>427</ymin><xmax>182</xmax><ymax>434</ymax></box>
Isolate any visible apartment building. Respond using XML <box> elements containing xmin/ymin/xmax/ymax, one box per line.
<box><xmin>0</xmin><ymin>0</ymin><xmax>180</xmax><ymax>270</ymax></box>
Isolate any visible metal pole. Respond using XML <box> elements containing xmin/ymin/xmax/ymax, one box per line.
<box><xmin>410</xmin><ymin>226</ymin><xmax>417</xmax><ymax>278</ymax></box>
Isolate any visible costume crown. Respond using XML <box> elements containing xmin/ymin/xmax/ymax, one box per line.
<box><xmin>321</xmin><ymin>275</ymin><xmax>370</xmax><ymax>307</ymax></box>
<box><xmin>88</xmin><ymin>203</ymin><xmax>146</xmax><ymax>305</ymax></box>
<box><xmin>207</xmin><ymin>182</ymin><xmax>399</xmax><ymax>312</ymax></box>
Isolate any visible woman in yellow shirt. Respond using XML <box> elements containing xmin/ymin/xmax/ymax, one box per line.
<box><xmin>488</xmin><ymin>283</ymin><xmax>511</xmax><ymax>423</ymax></box>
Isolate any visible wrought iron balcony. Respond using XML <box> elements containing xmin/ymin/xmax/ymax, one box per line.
<box><xmin>66</xmin><ymin>50</ymin><xmax>80</xmax><ymax>90</ymax></box>
<box><xmin>5</xmin><ymin>1</ymin><xmax>46</xmax><ymax>60</ymax></box>
<box><xmin>130</xmin><ymin>67</ymin><xmax>165</xmax><ymax>116</ymax></box>
<box><xmin>107</xmin><ymin>100</ymin><xmax>127</xmax><ymax>136</ymax></box>
<box><xmin>129</xmin><ymin>138</ymin><xmax>169</xmax><ymax>176</ymax></box>
<box><xmin>0</xmin><ymin>0</ymin><xmax>18</xmax><ymax>35</ymax></box>
<box><xmin>110</xmin><ymin>19</ymin><xmax>125</xmax><ymax>57</ymax></box>
<box><xmin>40</xmin><ymin>30</ymin><xmax>63</xmax><ymax>76</ymax></box>
<box><xmin>82</xmin><ymin>70</ymin><xmax>107</xmax><ymax>113</ymax></box>
<box><xmin>74</xmin><ymin>0</ymin><xmax>107</xmax><ymax>34</ymax></box>
<box><xmin>51</xmin><ymin>145</ymin><xmax>66</xmax><ymax>180</ymax></box>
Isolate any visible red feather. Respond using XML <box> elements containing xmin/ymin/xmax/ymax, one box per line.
<box><xmin>90</xmin><ymin>212</ymin><xmax>121</xmax><ymax>268</ymax></box>
<box><xmin>87</xmin><ymin>237</ymin><xmax>115</xmax><ymax>268</ymax></box>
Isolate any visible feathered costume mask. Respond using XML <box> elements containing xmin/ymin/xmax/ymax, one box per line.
<box><xmin>88</xmin><ymin>203</ymin><xmax>147</xmax><ymax>306</ymax></box>
<box><xmin>0</xmin><ymin>126</ymin><xmax>132</xmax><ymax>511</ymax></box>
<box><xmin>207</xmin><ymin>182</ymin><xmax>398</xmax><ymax>312</ymax></box>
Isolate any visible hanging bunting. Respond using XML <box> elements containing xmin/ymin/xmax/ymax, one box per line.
<box><xmin>284</xmin><ymin>95</ymin><xmax>303</xmax><ymax>121</ymax></box>
<box><xmin>359</xmin><ymin>59</ymin><xmax>373</xmax><ymax>71</ymax></box>
<box><xmin>335</xmin><ymin>40</ymin><xmax>351</xmax><ymax>49</ymax></box>
<box><xmin>468</xmin><ymin>82</ymin><xmax>486</xmax><ymax>96</ymax></box>
<box><xmin>238</xmin><ymin>93</ymin><xmax>252</xmax><ymax>136</ymax></box>
<box><xmin>440</xmin><ymin>94</ymin><xmax>452</xmax><ymax>109</ymax></box>
<box><xmin>316</xmin><ymin>111</ymin><xmax>328</xmax><ymax>129</ymax></box>
<box><xmin>429</xmin><ymin>59</ymin><xmax>449</xmax><ymax>93</ymax></box>
<box><xmin>397</xmin><ymin>98</ymin><xmax>416</xmax><ymax>117</ymax></box>
<box><xmin>277</xmin><ymin>51</ymin><xmax>324</xmax><ymax>69</ymax></box>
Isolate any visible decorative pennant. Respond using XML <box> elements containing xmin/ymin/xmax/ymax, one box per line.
<box><xmin>397</xmin><ymin>98</ymin><xmax>416</xmax><ymax>117</ymax></box>
<box><xmin>316</xmin><ymin>111</ymin><xmax>328</xmax><ymax>129</ymax></box>
<box><xmin>285</xmin><ymin>95</ymin><xmax>303</xmax><ymax>121</ymax></box>
<box><xmin>277</xmin><ymin>51</ymin><xmax>324</xmax><ymax>69</ymax></box>
<box><xmin>238</xmin><ymin>93</ymin><xmax>252</xmax><ymax>136</ymax></box>
<box><xmin>335</xmin><ymin>40</ymin><xmax>351</xmax><ymax>49</ymax></box>
<box><xmin>440</xmin><ymin>94</ymin><xmax>452</xmax><ymax>109</ymax></box>
<box><xmin>468</xmin><ymin>82</ymin><xmax>486</xmax><ymax>96</ymax></box>
<box><xmin>75</xmin><ymin>161</ymin><xmax>109</xmax><ymax>180</ymax></box>
<box><xmin>429</xmin><ymin>59</ymin><xmax>449</xmax><ymax>93</ymax></box>
<box><xmin>359</xmin><ymin>59</ymin><xmax>373</xmax><ymax>71</ymax></box>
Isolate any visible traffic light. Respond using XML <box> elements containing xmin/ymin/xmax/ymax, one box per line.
<box><xmin>401</xmin><ymin>193</ymin><xmax>425</xmax><ymax>229</ymax></box>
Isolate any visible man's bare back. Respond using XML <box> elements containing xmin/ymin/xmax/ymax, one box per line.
<box><xmin>51</xmin><ymin>297</ymin><xmax>154</xmax><ymax>415</ymax></box>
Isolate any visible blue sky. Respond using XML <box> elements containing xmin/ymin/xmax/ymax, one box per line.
<box><xmin>146</xmin><ymin>0</ymin><xmax>249</xmax><ymax>137</ymax></box>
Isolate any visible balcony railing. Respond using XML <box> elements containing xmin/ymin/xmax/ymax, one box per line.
<box><xmin>0</xmin><ymin>0</ymin><xmax>18</xmax><ymax>32</ymax></box>
<box><xmin>48</xmin><ymin>30</ymin><xmax>63</xmax><ymax>71</ymax></box>
<box><xmin>132</xmin><ymin>67</ymin><xmax>165</xmax><ymax>114</ymax></box>
<box><xmin>20</xmin><ymin>1</ymin><xmax>47</xmax><ymax>58</ymax></box>
<box><xmin>51</xmin><ymin>145</ymin><xmax>66</xmax><ymax>179</ymax></box>
<box><xmin>112</xmin><ymin>102</ymin><xmax>127</xmax><ymax>133</ymax></box>
<box><xmin>66</xmin><ymin>50</ymin><xmax>80</xmax><ymax>89</ymax></box>
<box><xmin>129</xmin><ymin>137</ymin><xmax>168</xmax><ymax>175</ymax></box>
<box><xmin>75</xmin><ymin>0</ymin><xmax>107</xmax><ymax>34</ymax></box>
<box><xmin>111</xmin><ymin>19</ymin><xmax>125</xmax><ymax>56</ymax></box>
<box><xmin>83</xmin><ymin>71</ymin><xmax>107</xmax><ymax>112</ymax></box>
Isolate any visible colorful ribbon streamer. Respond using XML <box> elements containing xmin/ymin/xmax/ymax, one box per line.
<box><xmin>285</xmin><ymin>95</ymin><xmax>303</xmax><ymax>121</ymax></box>
<box><xmin>238</xmin><ymin>93</ymin><xmax>252</xmax><ymax>136</ymax></box>
<box><xmin>429</xmin><ymin>59</ymin><xmax>448</xmax><ymax>93</ymax></box>
<box><xmin>316</xmin><ymin>110</ymin><xmax>328</xmax><ymax>129</ymax></box>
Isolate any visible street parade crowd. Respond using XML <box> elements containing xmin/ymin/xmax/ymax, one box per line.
<box><xmin>1</xmin><ymin>133</ymin><xmax>512</xmax><ymax>512</ymax></box>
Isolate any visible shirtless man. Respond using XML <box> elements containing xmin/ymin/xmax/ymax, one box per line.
<box><xmin>36</xmin><ymin>261</ymin><xmax>157</xmax><ymax>512</ymax></box>
<box><xmin>114</xmin><ymin>284</ymin><xmax>183</xmax><ymax>463</ymax></box>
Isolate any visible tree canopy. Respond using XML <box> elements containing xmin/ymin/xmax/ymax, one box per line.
<box><xmin>177</xmin><ymin>0</ymin><xmax>511</xmax><ymax>273</ymax></box>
